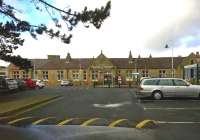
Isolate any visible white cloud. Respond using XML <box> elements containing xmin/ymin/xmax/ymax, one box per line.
<box><xmin>2</xmin><ymin>0</ymin><xmax>200</xmax><ymax>67</ymax></box>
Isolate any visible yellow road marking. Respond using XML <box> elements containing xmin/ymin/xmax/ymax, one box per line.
<box><xmin>57</xmin><ymin>118</ymin><xmax>75</xmax><ymax>126</ymax></box>
<box><xmin>32</xmin><ymin>117</ymin><xmax>55</xmax><ymax>125</ymax></box>
<box><xmin>108</xmin><ymin>119</ymin><xmax>127</xmax><ymax>128</ymax></box>
<box><xmin>14</xmin><ymin>97</ymin><xmax>63</xmax><ymax>116</ymax></box>
<box><xmin>136</xmin><ymin>120</ymin><xmax>156</xmax><ymax>128</ymax></box>
<box><xmin>81</xmin><ymin>118</ymin><xmax>100</xmax><ymax>126</ymax></box>
<box><xmin>8</xmin><ymin>117</ymin><xmax>32</xmax><ymax>125</ymax></box>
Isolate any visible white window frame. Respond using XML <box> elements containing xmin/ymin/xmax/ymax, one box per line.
<box><xmin>57</xmin><ymin>70</ymin><xmax>64</xmax><ymax>81</ymax></box>
<box><xmin>72</xmin><ymin>70</ymin><xmax>80</xmax><ymax>81</ymax></box>
<box><xmin>13</xmin><ymin>71</ymin><xmax>20</xmax><ymax>79</ymax></box>
<box><xmin>92</xmin><ymin>70</ymin><xmax>98</xmax><ymax>81</ymax></box>
<box><xmin>42</xmin><ymin>71</ymin><xmax>48</xmax><ymax>81</ymax></box>
<box><xmin>142</xmin><ymin>70</ymin><xmax>149</xmax><ymax>77</ymax></box>
<box><xmin>22</xmin><ymin>71</ymin><xmax>29</xmax><ymax>79</ymax></box>
<box><xmin>159</xmin><ymin>70</ymin><xmax>166</xmax><ymax>78</ymax></box>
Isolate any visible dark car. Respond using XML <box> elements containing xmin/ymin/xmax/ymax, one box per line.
<box><xmin>16</xmin><ymin>79</ymin><xmax>27</xmax><ymax>90</ymax></box>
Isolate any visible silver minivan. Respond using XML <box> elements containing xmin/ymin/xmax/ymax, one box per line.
<box><xmin>137</xmin><ymin>78</ymin><xmax>200</xmax><ymax>100</ymax></box>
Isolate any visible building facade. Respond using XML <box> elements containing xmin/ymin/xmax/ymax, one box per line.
<box><xmin>7</xmin><ymin>51</ymin><xmax>200</xmax><ymax>86</ymax></box>
<box><xmin>0</xmin><ymin>66</ymin><xmax>8</xmax><ymax>78</ymax></box>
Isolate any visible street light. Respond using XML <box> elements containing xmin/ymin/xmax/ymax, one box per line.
<box><xmin>165</xmin><ymin>44</ymin><xmax>174</xmax><ymax>78</ymax></box>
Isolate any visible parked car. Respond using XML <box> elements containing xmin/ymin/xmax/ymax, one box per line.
<box><xmin>0</xmin><ymin>78</ymin><xmax>18</xmax><ymax>93</ymax></box>
<box><xmin>16</xmin><ymin>79</ymin><xmax>27</xmax><ymax>90</ymax></box>
<box><xmin>60</xmin><ymin>80</ymin><xmax>73</xmax><ymax>86</ymax></box>
<box><xmin>136</xmin><ymin>78</ymin><xmax>200</xmax><ymax>100</ymax></box>
<box><xmin>25</xmin><ymin>79</ymin><xmax>36</xmax><ymax>89</ymax></box>
<box><xmin>35</xmin><ymin>80</ymin><xmax>45</xmax><ymax>89</ymax></box>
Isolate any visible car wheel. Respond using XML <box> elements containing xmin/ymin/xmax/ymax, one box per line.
<box><xmin>152</xmin><ymin>91</ymin><xmax>163</xmax><ymax>100</ymax></box>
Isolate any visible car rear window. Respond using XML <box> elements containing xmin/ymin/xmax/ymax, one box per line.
<box><xmin>142</xmin><ymin>79</ymin><xmax>158</xmax><ymax>85</ymax></box>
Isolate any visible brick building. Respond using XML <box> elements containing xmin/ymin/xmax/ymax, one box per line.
<box><xmin>7</xmin><ymin>51</ymin><xmax>200</xmax><ymax>86</ymax></box>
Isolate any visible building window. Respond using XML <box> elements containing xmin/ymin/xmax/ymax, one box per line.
<box><xmin>126</xmin><ymin>70</ymin><xmax>132</xmax><ymax>78</ymax></box>
<box><xmin>22</xmin><ymin>71</ymin><xmax>29</xmax><ymax>79</ymax></box>
<box><xmin>142</xmin><ymin>70</ymin><xmax>149</xmax><ymax>77</ymax></box>
<box><xmin>72</xmin><ymin>70</ymin><xmax>79</xmax><ymax>80</ymax></box>
<box><xmin>42</xmin><ymin>71</ymin><xmax>48</xmax><ymax>80</ymax></box>
<box><xmin>92</xmin><ymin>70</ymin><xmax>98</xmax><ymax>80</ymax></box>
<box><xmin>83</xmin><ymin>70</ymin><xmax>87</xmax><ymax>80</ymax></box>
<box><xmin>159</xmin><ymin>70</ymin><xmax>166</xmax><ymax>78</ymax></box>
<box><xmin>57</xmin><ymin>71</ymin><xmax>64</xmax><ymax>80</ymax></box>
<box><xmin>13</xmin><ymin>71</ymin><xmax>19</xmax><ymax>79</ymax></box>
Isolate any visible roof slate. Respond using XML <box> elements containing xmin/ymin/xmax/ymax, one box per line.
<box><xmin>33</xmin><ymin>57</ymin><xmax>185</xmax><ymax>70</ymax></box>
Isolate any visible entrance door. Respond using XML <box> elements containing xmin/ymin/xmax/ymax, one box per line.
<box><xmin>104</xmin><ymin>72</ymin><xmax>112</xmax><ymax>85</ymax></box>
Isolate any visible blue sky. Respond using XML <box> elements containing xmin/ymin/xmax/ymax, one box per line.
<box><xmin>1</xmin><ymin>0</ymin><xmax>200</xmax><ymax>66</ymax></box>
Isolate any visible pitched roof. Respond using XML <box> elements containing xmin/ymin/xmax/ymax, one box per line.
<box><xmin>30</xmin><ymin>59</ymin><xmax>50</xmax><ymax>69</ymax></box>
<box><xmin>39</xmin><ymin>59</ymin><xmax>91</xmax><ymax>70</ymax></box>
<box><xmin>34</xmin><ymin>57</ymin><xmax>184</xmax><ymax>70</ymax></box>
<box><xmin>110</xmin><ymin>57</ymin><xmax>184</xmax><ymax>69</ymax></box>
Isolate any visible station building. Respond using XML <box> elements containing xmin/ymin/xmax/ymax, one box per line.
<box><xmin>7</xmin><ymin>51</ymin><xmax>200</xmax><ymax>86</ymax></box>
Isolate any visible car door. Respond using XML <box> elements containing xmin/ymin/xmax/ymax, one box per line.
<box><xmin>173</xmin><ymin>79</ymin><xmax>194</xmax><ymax>97</ymax></box>
<box><xmin>157</xmin><ymin>79</ymin><xmax>175</xmax><ymax>97</ymax></box>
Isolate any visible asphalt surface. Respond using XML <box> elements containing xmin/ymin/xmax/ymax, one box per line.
<box><xmin>8</xmin><ymin>87</ymin><xmax>146</xmax><ymax>121</ymax></box>
<box><xmin>1</xmin><ymin>87</ymin><xmax>200</xmax><ymax>139</ymax></box>
<box><xmin>8</xmin><ymin>87</ymin><xmax>200</xmax><ymax>122</ymax></box>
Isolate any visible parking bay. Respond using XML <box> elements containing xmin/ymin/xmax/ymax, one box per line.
<box><xmin>137</xmin><ymin>97</ymin><xmax>200</xmax><ymax>122</ymax></box>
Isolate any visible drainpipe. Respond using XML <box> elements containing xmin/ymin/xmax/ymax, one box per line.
<box><xmin>197</xmin><ymin>64</ymin><xmax>199</xmax><ymax>84</ymax></box>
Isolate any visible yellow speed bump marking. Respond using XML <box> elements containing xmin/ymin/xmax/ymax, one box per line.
<box><xmin>136</xmin><ymin>120</ymin><xmax>156</xmax><ymax>129</ymax></box>
<box><xmin>57</xmin><ymin>118</ymin><xmax>76</xmax><ymax>126</ymax></box>
<box><xmin>81</xmin><ymin>118</ymin><xmax>100</xmax><ymax>126</ymax></box>
<box><xmin>32</xmin><ymin>117</ymin><xmax>55</xmax><ymax>125</ymax></box>
<box><xmin>8</xmin><ymin>117</ymin><xmax>32</xmax><ymax>125</ymax></box>
<box><xmin>108</xmin><ymin>119</ymin><xmax>128</xmax><ymax>128</ymax></box>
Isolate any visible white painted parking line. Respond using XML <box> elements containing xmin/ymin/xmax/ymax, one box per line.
<box><xmin>157</xmin><ymin>121</ymin><xmax>200</xmax><ymax>124</ymax></box>
<box><xmin>141</xmin><ymin>99</ymin><xmax>200</xmax><ymax>102</ymax></box>
<box><xmin>144</xmin><ymin>107</ymin><xmax>200</xmax><ymax>110</ymax></box>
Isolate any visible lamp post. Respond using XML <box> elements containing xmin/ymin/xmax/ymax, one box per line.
<box><xmin>165</xmin><ymin>44</ymin><xmax>174</xmax><ymax>78</ymax></box>
<box><xmin>32</xmin><ymin>60</ymin><xmax>36</xmax><ymax>79</ymax></box>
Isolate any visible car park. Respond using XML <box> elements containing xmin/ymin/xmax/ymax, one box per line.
<box><xmin>60</xmin><ymin>80</ymin><xmax>73</xmax><ymax>86</ymax></box>
<box><xmin>137</xmin><ymin>78</ymin><xmax>200</xmax><ymax>100</ymax></box>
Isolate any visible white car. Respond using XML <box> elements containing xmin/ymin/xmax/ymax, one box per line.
<box><xmin>60</xmin><ymin>80</ymin><xmax>73</xmax><ymax>86</ymax></box>
<box><xmin>6</xmin><ymin>78</ymin><xmax>18</xmax><ymax>90</ymax></box>
<box><xmin>137</xmin><ymin>78</ymin><xmax>200</xmax><ymax>100</ymax></box>
<box><xmin>0</xmin><ymin>78</ymin><xmax>18</xmax><ymax>92</ymax></box>
<box><xmin>35</xmin><ymin>80</ymin><xmax>45</xmax><ymax>89</ymax></box>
